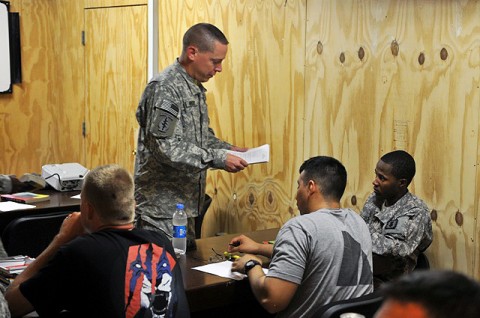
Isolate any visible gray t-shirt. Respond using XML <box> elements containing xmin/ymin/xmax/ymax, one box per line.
<box><xmin>267</xmin><ymin>208</ymin><xmax>373</xmax><ymax>318</ymax></box>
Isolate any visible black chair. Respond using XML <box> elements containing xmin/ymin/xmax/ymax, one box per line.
<box><xmin>414</xmin><ymin>252</ymin><xmax>430</xmax><ymax>270</ymax></box>
<box><xmin>195</xmin><ymin>193</ymin><xmax>212</xmax><ymax>239</ymax></box>
<box><xmin>1</xmin><ymin>211</ymin><xmax>70</xmax><ymax>258</ymax></box>
<box><xmin>314</xmin><ymin>292</ymin><xmax>384</xmax><ymax>318</ymax></box>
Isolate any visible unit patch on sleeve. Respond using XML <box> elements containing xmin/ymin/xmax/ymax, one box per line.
<box><xmin>151</xmin><ymin>100</ymin><xmax>179</xmax><ymax>138</ymax></box>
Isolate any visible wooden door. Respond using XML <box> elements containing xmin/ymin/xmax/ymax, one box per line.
<box><xmin>84</xmin><ymin>5</ymin><xmax>147</xmax><ymax>172</ymax></box>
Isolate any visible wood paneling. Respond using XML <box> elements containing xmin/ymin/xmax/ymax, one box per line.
<box><xmin>84</xmin><ymin>5</ymin><xmax>147</xmax><ymax>172</ymax></box>
<box><xmin>0</xmin><ymin>0</ymin><xmax>84</xmax><ymax>175</ymax></box>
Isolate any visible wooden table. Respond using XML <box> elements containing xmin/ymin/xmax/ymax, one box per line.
<box><xmin>0</xmin><ymin>190</ymin><xmax>81</xmax><ymax>236</ymax></box>
<box><xmin>180</xmin><ymin>228</ymin><xmax>279</xmax><ymax>314</ymax></box>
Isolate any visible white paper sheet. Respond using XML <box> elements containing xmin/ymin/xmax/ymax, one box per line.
<box><xmin>227</xmin><ymin>144</ymin><xmax>270</xmax><ymax>164</ymax></box>
<box><xmin>192</xmin><ymin>260</ymin><xmax>268</xmax><ymax>281</ymax></box>
<box><xmin>0</xmin><ymin>201</ymin><xmax>36</xmax><ymax>212</ymax></box>
<box><xmin>71</xmin><ymin>194</ymin><xmax>81</xmax><ymax>199</ymax></box>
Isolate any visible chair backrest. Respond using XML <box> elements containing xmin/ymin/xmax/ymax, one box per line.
<box><xmin>414</xmin><ymin>252</ymin><xmax>430</xmax><ymax>271</ymax></box>
<box><xmin>314</xmin><ymin>292</ymin><xmax>384</xmax><ymax>318</ymax></box>
<box><xmin>1</xmin><ymin>212</ymin><xmax>69</xmax><ymax>258</ymax></box>
<box><xmin>195</xmin><ymin>193</ymin><xmax>212</xmax><ymax>239</ymax></box>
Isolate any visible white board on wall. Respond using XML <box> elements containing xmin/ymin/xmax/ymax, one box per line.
<box><xmin>0</xmin><ymin>1</ymin><xmax>11</xmax><ymax>93</ymax></box>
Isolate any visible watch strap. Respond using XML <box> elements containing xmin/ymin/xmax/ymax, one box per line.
<box><xmin>244</xmin><ymin>259</ymin><xmax>261</xmax><ymax>274</ymax></box>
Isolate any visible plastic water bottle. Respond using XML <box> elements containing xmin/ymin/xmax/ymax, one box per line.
<box><xmin>172</xmin><ymin>203</ymin><xmax>187</xmax><ymax>255</ymax></box>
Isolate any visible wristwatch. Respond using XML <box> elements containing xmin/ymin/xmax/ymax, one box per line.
<box><xmin>244</xmin><ymin>259</ymin><xmax>261</xmax><ymax>274</ymax></box>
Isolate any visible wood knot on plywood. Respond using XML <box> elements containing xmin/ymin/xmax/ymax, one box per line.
<box><xmin>267</xmin><ymin>191</ymin><xmax>274</xmax><ymax>205</ymax></box>
<box><xmin>351</xmin><ymin>195</ymin><xmax>357</xmax><ymax>206</ymax></box>
<box><xmin>418</xmin><ymin>52</ymin><xmax>425</xmax><ymax>65</ymax></box>
<box><xmin>358</xmin><ymin>47</ymin><xmax>365</xmax><ymax>61</ymax></box>
<box><xmin>455</xmin><ymin>210</ymin><xmax>463</xmax><ymax>226</ymax></box>
<box><xmin>440</xmin><ymin>47</ymin><xmax>448</xmax><ymax>61</ymax></box>
<box><xmin>248</xmin><ymin>191</ymin><xmax>256</xmax><ymax>207</ymax></box>
<box><xmin>317</xmin><ymin>41</ymin><xmax>323</xmax><ymax>55</ymax></box>
<box><xmin>391</xmin><ymin>40</ymin><xmax>399</xmax><ymax>56</ymax></box>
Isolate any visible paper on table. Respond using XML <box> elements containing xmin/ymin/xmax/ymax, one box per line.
<box><xmin>0</xmin><ymin>201</ymin><xmax>36</xmax><ymax>212</ymax></box>
<box><xmin>227</xmin><ymin>144</ymin><xmax>270</xmax><ymax>164</ymax></box>
<box><xmin>192</xmin><ymin>260</ymin><xmax>268</xmax><ymax>281</ymax></box>
<box><xmin>71</xmin><ymin>194</ymin><xmax>81</xmax><ymax>199</ymax></box>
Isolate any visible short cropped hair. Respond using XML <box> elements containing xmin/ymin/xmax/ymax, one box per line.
<box><xmin>82</xmin><ymin>164</ymin><xmax>135</xmax><ymax>224</ymax></box>
<box><xmin>299</xmin><ymin>156</ymin><xmax>347</xmax><ymax>201</ymax></box>
<box><xmin>380</xmin><ymin>150</ymin><xmax>416</xmax><ymax>186</ymax></box>
<box><xmin>182</xmin><ymin>23</ymin><xmax>229</xmax><ymax>53</ymax></box>
<box><xmin>379</xmin><ymin>270</ymin><xmax>480</xmax><ymax>318</ymax></box>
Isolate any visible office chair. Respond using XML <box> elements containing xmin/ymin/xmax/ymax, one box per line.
<box><xmin>1</xmin><ymin>211</ymin><xmax>70</xmax><ymax>258</ymax></box>
<box><xmin>314</xmin><ymin>292</ymin><xmax>384</xmax><ymax>318</ymax></box>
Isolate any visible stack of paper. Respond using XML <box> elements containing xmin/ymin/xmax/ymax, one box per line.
<box><xmin>0</xmin><ymin>256</ymin><xmax>35</xmax><ymax>284</ymax></box>
<box><xmin>0</xmin><ymin>201</ymin><xmax>36</xmax><ymax>212</ymax></box>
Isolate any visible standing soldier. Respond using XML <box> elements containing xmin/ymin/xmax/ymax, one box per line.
<box><xmin>134</xmin><ymin>23</ymin><xmax>249</xmax><ymax>249</ymax></box>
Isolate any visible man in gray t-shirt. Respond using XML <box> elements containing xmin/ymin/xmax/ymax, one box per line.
<box><xmin>230</xmin><ymin>156</ymin><xmax>373</xmax><ymax>318</ymax></box>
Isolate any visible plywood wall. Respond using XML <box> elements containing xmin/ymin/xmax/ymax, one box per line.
<box><xmin>1</xmin><ymin>0</ymin><xmax>480</xmax><ymax>279</ymax></box>
<box><xmin>84</xmin><ymin>4</ymin><xmax>147</xmax><ymax>172</ymax></box>
<box><xmin>0</xmin><ymin>0</ymin><xmax>85</xmax><ymax>175</ymax></box>
<box><xmin>0</xmin><ymin>0</ymin><xmax>148</xmax><ymax>175</ymax></box>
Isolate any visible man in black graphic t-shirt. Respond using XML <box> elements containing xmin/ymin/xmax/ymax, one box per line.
<box><xmin>5</xmin><ymin>165</ymin><xmax>189</xmax><ymax>318</ymax></box>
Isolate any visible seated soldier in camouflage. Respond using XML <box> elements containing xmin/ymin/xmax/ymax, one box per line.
<box><xmin>361</xmin><ymin>150</ymin><xmax>433</xmax><ymax>287</ymax></box>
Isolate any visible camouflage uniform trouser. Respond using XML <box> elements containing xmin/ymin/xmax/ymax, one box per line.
<box><xmin>135</xmin><ymin>216</ymin><xmax>197</xmax><ymax>250</ymax></box>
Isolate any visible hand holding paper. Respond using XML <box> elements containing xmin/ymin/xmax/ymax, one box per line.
<box><xmin>227</xmin><ymin>144</ymin><xmax>270</xmax><ymax>164</ymax></box>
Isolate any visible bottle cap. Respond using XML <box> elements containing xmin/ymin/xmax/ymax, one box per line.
<box><xmin>176</xmin><ymin>203</ymin><xmax>184</xmax><ymax>209</ymax></box>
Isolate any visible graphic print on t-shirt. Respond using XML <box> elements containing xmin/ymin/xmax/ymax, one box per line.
<box><xmin>337</xmin><ymin>231</ymin><xmax>373</xmax><ymax>286</ymax></box>
<box><xmin>124</xmin><ymin>243</ymin><xmax>177</xmax><ymax>318</ymax></box>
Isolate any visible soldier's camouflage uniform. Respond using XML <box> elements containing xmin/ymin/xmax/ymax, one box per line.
<box><xmin>361</xmin><ymin>191</ymin><xmax>433</xmax><ymax>284</ymax></box>
<box><xmin>134</xmin><ymin>60</ymin><xmax>231</xmax><ymax>241</ymax></box>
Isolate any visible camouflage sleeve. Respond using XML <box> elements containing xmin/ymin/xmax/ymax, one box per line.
<box><xmin>360</xmin><ymin>193</ymin><xmax>376</xmax><ymax>223</ymax></box>
<box><xmin>143</xmin><ymin>84</ymin><xmax>228</xmax><ymax>171</ymax></box>
<box><xmin>0</xmin><ymin>292</ymin><xmax>10</xmax><ymax>318</ymax></box>
<box><xmin>371</xmin><ymin>207</ymin><xmax>431</xmax><ymax>257</ymax></box>
<box><xmin>206</xmin><ymin>126</ymin><xmax>232</xmax><ymax>149</ymax></box>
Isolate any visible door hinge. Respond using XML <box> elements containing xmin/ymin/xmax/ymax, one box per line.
<box><xmin>81</xmin><ymin>30</ymin><xmax>85</xmax><ymax>46</ymax></box>
<box><xmin>82</xmin><ymin>121</ymin><xmax>86</xmax><ymax>137</ymax></box>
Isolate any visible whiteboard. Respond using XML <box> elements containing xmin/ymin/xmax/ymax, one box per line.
<box><xmin>0</xmin><ymin>1</ymin><xmax>11</xmax><ymax>93</ymax></box>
